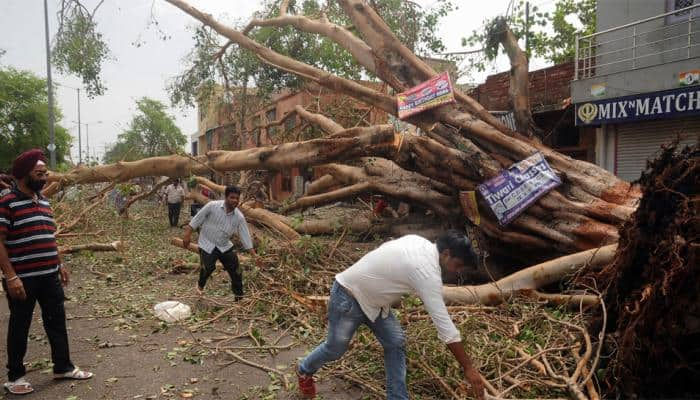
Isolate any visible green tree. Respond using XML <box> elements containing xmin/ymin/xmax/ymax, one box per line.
<box><xmin>169</xmin><ymin>0</ymin><xmax>455</xmax><ymax>110</ymax></box>
<box><xmin>53</xmin><ymin>0</ymin><xmax>110</xmax><ymax>98</ymax></box>
<box><xmin>0</xmin><ymin>67</ymin><xmax>72</xmax><ymax>171</ymax></box>
<box><xmin>103</xmin><ymin>97</ymin><xmax>186</xmax><ymax>163</ymax></box>
<box><xmin>462</xmin><ymin>0</ymin><xmax>596</xmax><ymax>71</ymax></box>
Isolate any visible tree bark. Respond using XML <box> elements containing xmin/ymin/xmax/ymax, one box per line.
<box><xmin>442</xmin><ymin>245</ymin><xmax>616</xmax><ymax>305</ymax></box>
<box><xmin>48</xmin><ymin>127</ymin><xmax>396</xmax><ymax>185</ymax></box>
<box><xmin>490</xmin><ymin>18</ymin><xmax>535</xmax><ymax>136</ymax></box>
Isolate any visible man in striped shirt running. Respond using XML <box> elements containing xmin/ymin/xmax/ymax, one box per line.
<box><xmin>182</xmin><ymin>185</ymin><xmax>261</xmax><ymax>300</ymax></box>
<box><xmin>0</xmin><ymin>150</ymin><xmax>92</xmax><ymax>395</ymax></box>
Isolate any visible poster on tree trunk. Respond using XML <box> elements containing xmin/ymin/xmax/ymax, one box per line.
<box><xmin>477</xmin><ymin>152</ymin><xmax>561</xmax><ymax>225</ymax></box>
<box><xmin>397</xmin><ymin>71</ymin><xmax>455</xmax><ymax>119</ymax></box>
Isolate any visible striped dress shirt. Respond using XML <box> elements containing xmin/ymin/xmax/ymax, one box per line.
<box><xmin>188</xmin><ymin>200</ymin><xmax>253</xmax><ymax>254</ymax></box>
<box><xmin>0</xmin><ymin>188</ymin><xmax>60</xmax><ymax>278</ymax></box>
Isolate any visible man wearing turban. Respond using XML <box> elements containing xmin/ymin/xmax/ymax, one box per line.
<box><xmin>0</xmin><ymin>150</ymin><xmax>93</xmax><ymax>395</ymax></box>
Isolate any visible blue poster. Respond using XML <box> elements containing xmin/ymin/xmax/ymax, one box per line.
<box><xmin>477</xmin><ymin>153</ymin><xmax>562</xmax><ymax>225</ymax></box>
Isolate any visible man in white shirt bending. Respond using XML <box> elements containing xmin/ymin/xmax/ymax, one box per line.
<box><xmin>297</xmin><ymin>231</ymin><xmax>485</xmax><ymax>400</ymax></box>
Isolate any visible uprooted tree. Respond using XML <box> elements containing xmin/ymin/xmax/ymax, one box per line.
<box><xmin>42</xmin><ymin>2</ymin><xmax>700</xmax><ymax>399</ymax></box>
<box><xmin>49</xmin><ymin>0</ymin><xmax>639</xmax><ymax>266</ymax></box>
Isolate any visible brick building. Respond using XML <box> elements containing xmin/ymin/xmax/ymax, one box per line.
<box><xmin>469</xmin><ymin>61</ymin><xmax>595</xmax><ymax>162</ymax></box>
<box><xmin>194</xmin><ymin>83</ymin><xmax>388</xmax><ymax>201</ymax></box>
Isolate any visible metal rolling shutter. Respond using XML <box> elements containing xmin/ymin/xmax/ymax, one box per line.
<box><xmin>616</xmin><ymin>118</ymin><xmax>700</xmax><ymax>181</ymax></box>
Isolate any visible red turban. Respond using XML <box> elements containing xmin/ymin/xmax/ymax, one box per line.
<box><xmin>12</xmin><ymin>149</ymin><xmax>47</xmax><ymax>179</ymax></box>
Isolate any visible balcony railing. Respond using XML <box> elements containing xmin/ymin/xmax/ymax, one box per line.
<box><xmin>575</xmin><ymin>3</ymin><xmax>700</xmax><ymax>80</ymax></box>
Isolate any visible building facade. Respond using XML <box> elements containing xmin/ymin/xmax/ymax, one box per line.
<box><xmin>571</xmin><ymin>0</ymin><xmax>700</xmax><ymax>181</ymax></box>
<box><xmin>195</xmin><ymin>84</ymin><xmax>387</xmax><ymax>201</ymax></box>
<box><xmin>470</xmin><ymin>61</ymin><xmax>595</xmax><ymax>161</ymax></box>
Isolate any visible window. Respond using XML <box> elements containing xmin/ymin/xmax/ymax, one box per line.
<box><xmin>266</xmin><ymin>108</ymin><xmax>278</xmax><ymax>139</ymax></box>
<box><xmin>667</xmin><ymin>0</ymin><xmax>700</xmax><ymax>24</ymax></box>
<box><xmin>284</xmin><ymin>115</ymin><xmax>296</xmax><ymax>131</ymax></box>
<box><xmin>266</xmin><ymin>108</ymin><xmax>277</xmax><ymax>123</ymax></box>
<box><xmin>252</xmin><ymin>128</ymin><xmax>261</xmax><ymax>146</ymax></box>
<box><xmin>281</xmin><ymin>170</ymin><xmax>292</xmax><ymax>192</ymax></box>
<box><xmin>250</xmin><ymin>116</ymin><xmax>261</xmax><ymax>146</ymax></box>
<box><xmin>205</xmin><ymin>130</ymin><xmax>213</xmax><ymax>151</ymax></box>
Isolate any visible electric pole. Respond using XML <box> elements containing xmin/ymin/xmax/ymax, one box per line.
<box><xmin>77</xmin><ymin>88</ymin><xmax>82</xmax><ymax>164</ymax></box>
<box><xmin>43</xmin><ymin>0</ymin><xmax>56</xmax><ymax>168</ymax></box>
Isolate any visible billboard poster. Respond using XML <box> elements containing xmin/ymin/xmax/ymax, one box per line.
<box><xmin>477</xmin><ymin>153</ymin><xmax>561</xmax><ymax>225</ymax></box>
<box><xmin>397</xmin><ymin>71</ymin><xmax>455</xmax><ymax>119</ymax></box>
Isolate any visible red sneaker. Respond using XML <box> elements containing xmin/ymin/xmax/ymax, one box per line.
<box><xmin>297</xmin><ymin>369</ymin><xmax>316</xmax><ymax>398</ymax></box>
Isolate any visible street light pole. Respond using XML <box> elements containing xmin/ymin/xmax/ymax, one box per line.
<box><xmin>77</xmin><ymin>88</ymin><xmax>82</xmax><ymax>164</ymax></box>
<box><xmin>43</xmin><ymin>0</ymin><xmax>56</xmax><ymax>168</ymax></box>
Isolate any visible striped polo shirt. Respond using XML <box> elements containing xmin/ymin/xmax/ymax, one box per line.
<box><xmin>188</xmin><ymin>200</ymin><xmax>253</xmax><ymax>254</ymax></box>
<box><xmin>0</xmin><ymin>188</ymin><xmax>60</xmax><ymax>278</ymax></box>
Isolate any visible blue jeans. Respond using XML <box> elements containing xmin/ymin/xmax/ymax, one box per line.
<box><xmin>299</xmin><ymin>281</ymin><xmax>408</xmax><ymax>399</ymax></box>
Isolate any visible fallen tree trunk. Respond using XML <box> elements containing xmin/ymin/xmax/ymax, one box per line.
<box><xmin>282</xmin><ymin>158</ymin><xmax>454</xmax><ymax>216</ymax></box>
<box><xmin>162</xmin><ymin>0</ymin><xmax>639</xmax><ymax>262</ymax></box>
<box><xmin>48</xmin><ymin>128</ymin><xmax>397</xmax><ymax>185</ymax></box>
<box><xmin>442</xmin><ymin>244</ymin><xmax>616</xmax><ymax>305</ymax></box>
<box><xmin>59</xmin><ymin>241</ymin><xmax>124</xmax><ymax>254</ymax></box>
<box><xmin>300</xmin><ymin>243</ymin><xmax>611</xmax><ymax>307</ymax></box>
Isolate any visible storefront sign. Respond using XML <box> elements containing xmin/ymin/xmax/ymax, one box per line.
<box><xmin>477</xmin><ymin>153</ymin><xmax>561</xmax><ymax>225</ymax></box>
<box><xmin>397</xmin><ymin>71</ymin><xmax>455</xmax><ymax>119</ymax></box>
<box><xmin>575</xmin><ymin>85</ymin><xmax>700</xmax><ymax>125</ymax></box>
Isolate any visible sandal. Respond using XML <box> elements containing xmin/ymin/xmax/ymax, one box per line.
<box><xmin>3</xmin><ymin>377</ymin><xmax>34</xmax><ymax>395</ymax></box>
<box><xmin>53</xmin><ymin>367</ymin><xmax>93</xmax><ymax>380</ymax></box>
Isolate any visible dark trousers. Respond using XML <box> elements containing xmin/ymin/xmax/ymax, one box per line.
<box><xmin>2</xmin><ymin>273</ymin><xmax>74</xmax><ymax>381</ymax></box>
<box><xmin>198</xmin><ymin>248</ymin><xmax>243</xmax><ymax>296</ymax></box>
<box><xmin>190</xmin><ymin>203</ymin><xmax>203</xmax><ymax>217</ymax></box>
<box><xmin>167</xmin><ymin>202</ymin><xmax>182</xmax><ymax>227</ymax></box>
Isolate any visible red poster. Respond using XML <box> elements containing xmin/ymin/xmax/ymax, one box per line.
<box><xmin>397</xmin><ymin>71</ymin><xmax>456</xmax><ymax>119</ymax></box>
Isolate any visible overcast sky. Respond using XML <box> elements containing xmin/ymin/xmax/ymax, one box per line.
<box><xmin>0</xmin><ymin>0</ymin><xmax>554</xmax><ymax>162</ymax></box>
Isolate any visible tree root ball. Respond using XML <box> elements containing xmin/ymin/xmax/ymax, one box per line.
<box><xmin>581</xmin><ymin>143</ymin><xmax>699</xmax><ymax>399</ymax></box>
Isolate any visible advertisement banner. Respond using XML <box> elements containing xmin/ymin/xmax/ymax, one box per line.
<box><xmin>397</xmin><ymin>71</ymin><xmax>455</xmax><ymax>119</ymax></box>
<box><xmin>477</xmin><ymin>153</ymin><xmax>561</xmax><ymax>225</ymax></box>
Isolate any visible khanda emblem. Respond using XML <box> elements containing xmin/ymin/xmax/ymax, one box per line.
<box><xmin>577</xmin><ymin>103</ymin><xmax>598</xmax><ymax>124</ymax></box>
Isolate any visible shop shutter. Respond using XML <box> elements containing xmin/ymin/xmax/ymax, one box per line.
<box><xmin>616</xmin><ymin>117</ymin><xmax>699</xmax><ymax>181</ymax></box>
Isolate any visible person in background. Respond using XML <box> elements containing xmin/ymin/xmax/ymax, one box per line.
<box><xmin>0</xmin><ymin>150</ymin><xmax>93</xmax><ymax>395</ymax></box>
<box><xmin>164</xmin><ymin>178</ymin><xmax>186</xmax><ymax>227</ymax></box>
<box><xmin>190</xmin><ymin>183</ymin><xmax>213</xmax><ymax>217</ymax></box>
<box><xmin>296</xmin><ymin>231</ymin><xmax>485</xmax><ymax>400</ymax></box>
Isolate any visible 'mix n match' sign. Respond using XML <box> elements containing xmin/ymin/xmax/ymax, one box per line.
<box><xmin>575</xmin><ymin>85</ymin><xmax>700</xmax><ymax>125</ymax></box>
